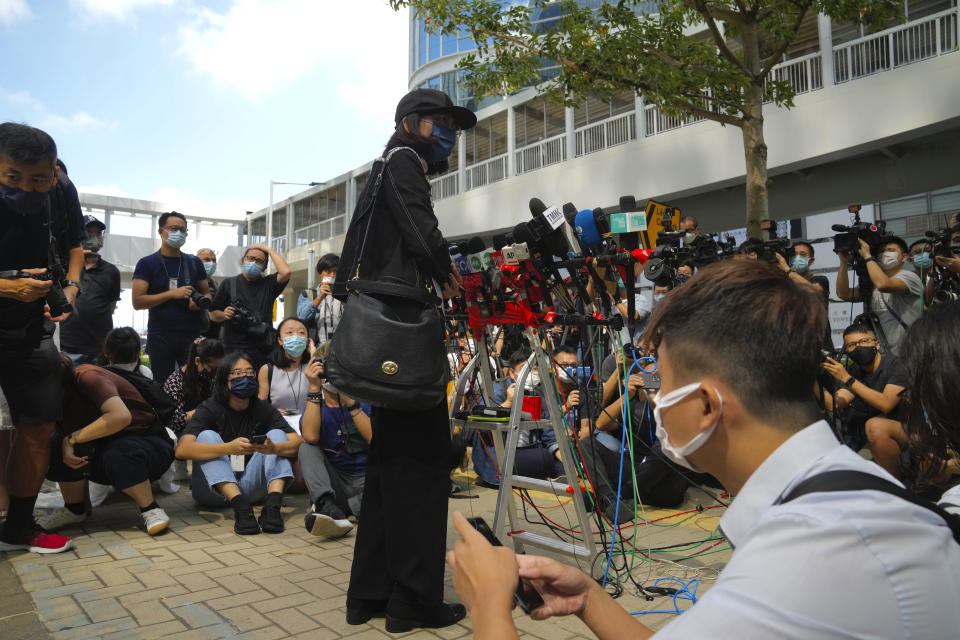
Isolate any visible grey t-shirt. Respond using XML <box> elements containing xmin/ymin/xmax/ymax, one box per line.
<box><xmin>869</xmin><ymin>269</ymin><xmax>922</xmax><ymax>355</ymax></box>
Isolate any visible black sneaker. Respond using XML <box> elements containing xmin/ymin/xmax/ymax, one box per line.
<box><xmin>233</xmin><ymin>503</ymin><xmax>260</xmax><ymax>535</ymax></box>
<box><xmin>258</xmin><ymin>501</ymin><xmax>285</xmax><ymax>534</ymax></box>
<box><xmin>304</xmin><ymin>497</ymin><xmax>353</xmax><ymax>539</ymax></box>
<box><xmin>385</xmin><ymin>602</ymin><xmax>466</xmax><ymax>633</ymax></box>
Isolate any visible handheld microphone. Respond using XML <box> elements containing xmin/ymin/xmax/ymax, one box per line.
<box><xmin>574</xmin><ymin>209</ymin><xmax>603</xmax><ymax>251</ymax></box>
<box><xmin>619</xmin><ymin>195</ymin><xmax>638</xmax><ymax>213</ymax></box>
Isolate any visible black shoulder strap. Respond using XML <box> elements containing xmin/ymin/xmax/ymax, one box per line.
<box><xmin>778</xmin><ymin>470</ymin><xmax>960</xmax><ymax>544</ymax></box>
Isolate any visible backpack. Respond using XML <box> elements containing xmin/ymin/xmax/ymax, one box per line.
<box><xmin>106</xmin><ymin>365</ymin><xmax>177</xmax><ymax>428</ymax></box>
<box><xmin>778</xmin><ymin>470</ymin><xmax>960</xmax><ymax>545</ymax></box>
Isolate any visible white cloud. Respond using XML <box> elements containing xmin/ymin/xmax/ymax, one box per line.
<box><xmin>0</xmin><ymin>0</ymin><xmax>31</xmax><ymax>25</ymax></box>
<box><xmin>177</xmin><ymin>0</ymin><xmax>408</xmax><ymax>106</ymax></box>
<box><xmin>0</xmin><ymin>89</ymin><xmax>112</xmax><ymax>133</ymax></box>
<box><xmin>69</xmin><ymin>0</ymin><xmax>175</xmax><ymax>21</ymax></box>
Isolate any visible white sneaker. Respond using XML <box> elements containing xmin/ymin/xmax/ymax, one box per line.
<box><xmin>153</xmin><ymin>463</ymin><xmax>180</xmax><ymax>494</ymax></box>
<box><xmin>34</xmin><ymin>507</ymin><xmax>87</xmax><ymax>531</ymax></box>
<box><xmin>141</xmin><ymin>507</ymin><xmax>170</xmax><ymax>535</ymax></box>
<box><xmin>304</xmin><ymin>507</ymin><xmax>353</xmax><ymax>539</ymax></box>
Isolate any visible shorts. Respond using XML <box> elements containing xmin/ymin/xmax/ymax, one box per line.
<box><xmin>0</xmin><ymin>323</ymin><xmax>63</xmax><ymax>424</ymax></box>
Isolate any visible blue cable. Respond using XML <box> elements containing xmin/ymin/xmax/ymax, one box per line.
<box><xmin>630</xmin><ymin>577</ymin><xmax>699</xmax><ymax>616</ymax></box>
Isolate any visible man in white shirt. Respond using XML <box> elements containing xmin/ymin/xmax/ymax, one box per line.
<box><xmin>836</xmin><ymin>236</ymin><xmax>922</xmax><ymax>355</ymax></box>
<box><xmin>444</xmin><ymin>259</ymin><xmax>960</xmax><ymax>640</ymax></box>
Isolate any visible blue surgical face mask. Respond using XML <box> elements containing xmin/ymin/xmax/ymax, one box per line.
<box><xmin>282</xmin><ymin>335</ymin><xmax>307</xmax><ymax>357</ymax></box>
<box><xmin>229</xmin><ymin>375</ymin><xmax>258</xmax><ymax>399</ymax></box>
<box><xmin>0</xmin><ymin>184</ymin><xmax>51</xmax><ymax>217</ymax></box>
<box><xmin>203</xmin><ymin>261</ymin><xmax>217</xmax><ymax>277</ymax></box>
<box><xmin>243</xmin><ymin>261</ymin><xmax>263</xmax><ymax>278</ymax></box>
<box><xmin>425</xmin><ymin>121</ymin><xmax>457</xmax><ymax>163</ymax></box>
<box><xmin>913</xmin><ymin>252</ymin><xmax>932</xmax><ymax>270</ymax></box>
<box><xmin>654</xmin><ymin>294</ymin><xmax>665</xmax><ymax>303</ymax></box>
<box><xmin>790</xmin><ymin>255</ymin><xmax>810</xmax><ymax>272</ymax></box>
<box><xmin>165</xmin><ymin>231</ymin><xmax>187</xmax><ymax>249</ymax></box>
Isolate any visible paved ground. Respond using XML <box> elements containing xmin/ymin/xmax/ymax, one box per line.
<box><xmin>0</xmin><ymin>470</ymin><xmax>731</xmax><ymax>639</ymax></box>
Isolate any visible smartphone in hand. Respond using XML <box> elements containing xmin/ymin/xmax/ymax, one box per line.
<box><xmin>248</xmin><ymin>434</ymin><xmax>268</xmax><ymax>445</ymax></box>
<box><xmin>466</xmin><ymin>517</ymin><xmax>545</xmax><ymax>614</ymax></box>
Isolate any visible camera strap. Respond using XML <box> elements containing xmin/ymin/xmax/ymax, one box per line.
<box><xmin>877</xmin><ymin>292</ymin><xmax>910</xmax><ymax>331</ymax></box>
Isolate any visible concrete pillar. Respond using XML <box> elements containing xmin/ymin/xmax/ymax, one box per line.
<box><xmin>818</xmin><ymin>14</ymin><xmax>835</xmax><ymax>86</ymax></box>
<box><xmin>458</xmin><ymin>133</ymin><xmax>467</xmax><ymax>192</ymax></box>
<box><xmin>565</xmin><ymin>104</ymin><xmax>576</xmax><ymax>159</ymax></box>
<box><xmin>507</xmin><ymin>104</ymin><xmax>517</xmax><ymax>176</ymax></box>
<box><xmin>635</xmin><ymin>94</ymin><xmax>646</xmax><ymax>139</ymax></box>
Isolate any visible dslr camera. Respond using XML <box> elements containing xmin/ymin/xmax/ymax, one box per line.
<box><xmin>190</xmin><ymin>289</ymin><xmax>211</xmax><ymax>310</ymax></box>
<box><xmin>0</xmin><ymin>265</ymin><xmax>72</xmax><ymax>317</ymax></box>
<box><xmin>228</xmin><ymin>300</ymin><xmax>269</xmax><ymax>341</ymax></box>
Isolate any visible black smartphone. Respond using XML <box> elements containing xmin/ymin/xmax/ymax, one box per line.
<box><xmin>466</xmin><ymin>517</ymin><xmax>544</xmax><ymax>614</ymax></box>
<box><xmin>248</xmin><ymin>434</ymin><xmax>268</xmax><ymax>445</ymax></box>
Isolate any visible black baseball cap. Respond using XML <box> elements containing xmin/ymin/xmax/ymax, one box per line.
<box><xmin>394</xmin><ymin>88</ymin><xmax>477</xmax><ymax>130</ymax></box>
<box><xmin>83</xmin><ymin>215</ymin><xmax>106</xmax><ymax>231</ymax></box>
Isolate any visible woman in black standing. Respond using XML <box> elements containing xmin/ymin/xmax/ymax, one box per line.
<box><xmin>337</xmin><ymin>89</ymin><xmax>474</xmax><ymax>633</ymax></box>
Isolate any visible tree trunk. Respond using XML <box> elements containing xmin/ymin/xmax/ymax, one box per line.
<box><xmin>740</xmin><ymin>20</ymin><xmax>769</xmax><ymax>240</ymax></box>
<box><xmin>742</xmin><ymin>86</ymin><xmax>769</xmax><ymax>240</ymax></box>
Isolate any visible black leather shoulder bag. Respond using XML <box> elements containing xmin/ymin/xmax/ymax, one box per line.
<box><xmin>324</xmin><ymin>147</ymin><xmax>449</xmax><ymax>411</ymax></box>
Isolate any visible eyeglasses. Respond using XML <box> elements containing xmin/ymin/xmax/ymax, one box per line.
<box><xmin>228</xmin><ymin>368</ymin><xmax>256</xmax><ymax>377</ymax></box>
<box><xmin>164</xmin><ymin>226</ymin><xmax>188</xmax><ymax>234</ymax></box>
<box><xmin>843</xmin><ymin>338</ymin><xmax>876</xmax><ymax>351</ymax></box>
<box><xmin>244</xmin><ymin>256</ymin><xmax>267</xmax><ymax>266</ymax></box>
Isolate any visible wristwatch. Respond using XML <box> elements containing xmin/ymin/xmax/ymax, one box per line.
<box><xmin>844</xmin><ymin>376</ymin><xmax>856</xmax><ymax>387</ymax></box>
<box><xmin>345</xmin><ymin>404</ymin><xmax>360</xmax><ymax>413</ymax></box>
<box><xmin>62</xmin><ymin>279</ymin><xmax>81</xmax><ymax>293</ymax></box>
<box><xmin>863</xmin><ymin>257</ymin><xmax>877</xmax><ymax>264</ymax></box>
<box><xmin>67</xmin><ymin>433</ymin><xmax>79</xmax><ymax>445</ymax></box>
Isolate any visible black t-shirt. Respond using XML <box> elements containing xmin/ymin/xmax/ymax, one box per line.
<box><xmin>847</xmin><ymin>353</ymin><xmax>908</xmax><ymax>420</ymax></box>
<box><xmin>60</xmin><ymin>257</ymin><xmax>122</xmax><ymax>355</ymax></box>
<box><xmin>0</xmin><ymin>190</ymin><xmax>83</xmax><ymax>332</ymax></box>
<box><xmin>810</xmin><ymin>274</ymin><xmax>830</xmax><ymax>301</ymax></box>
<box><xmin>211</xmin><ymin>273</ymin><xmax>287</xmax><ymax>347</ymax></box>
<box><xmin>184</xmin><ymin>396</ymin><xmax>293</xmax><ymax>443</ymax></box>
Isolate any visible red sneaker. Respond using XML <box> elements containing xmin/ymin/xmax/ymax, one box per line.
<box><xmin>0</xmin><ymin>527</ymin><xmax>74</xmax><ymax>554</ymax></box>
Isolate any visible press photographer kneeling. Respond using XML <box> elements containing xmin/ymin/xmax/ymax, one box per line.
<box><xmin>818</xmin><ymin>322</ymin><xmax>907</xmax><ymax>477</ymax></box>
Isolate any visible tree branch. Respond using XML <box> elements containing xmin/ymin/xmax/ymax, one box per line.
<box><xmin>759</xmin><ymin>4</ymin><xmax>812</xmax><ymax>78</ymax></box>
<box><xmin>664</xmin><ymin>96</ymin><xmax>743</xmax><ymax>128</ymax></box>
<box><xmin>683</xmin><ymin>0</ymin><xmax>751</xmax><ymax>75</ymax></box>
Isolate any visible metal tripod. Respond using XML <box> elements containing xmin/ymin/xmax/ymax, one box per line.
<box><xmin>449</xmin><ymin>326</ymin><xmax>598</xmax><ymax>563</ymax></box>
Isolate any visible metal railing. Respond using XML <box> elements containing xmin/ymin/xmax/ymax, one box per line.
<box><xmin>575</xmin><ymin>112</ymin><xmax>637</xmax><ymax>157</ymax></box>
<box><xmin>466</xmin><ymin>154</ymin><xmax>509</xmax><ymax>191</ymax></box>
<box><xmin>515</xmin><ymin>133</ymin><xmax>568</xmax><ymax>175</ymax></box>
<box><xmin>292</xmin><ymin>215</ymin><xmax>347</xmax><ymax>248</ymax></box>
<box><xmin>834</xmin><ymin>8</ymin><xmax>959</xmax><ymax>83</ymax></box>
<box><xmin>270</xmin><ymin>237</ymin><xmax>286</xmax><ymax>253</ymax></box>
<box><xmin>429</xmin><ymin>172</ymin><xmax>459</xmax><ymax>201</ymax></box>
<box><xmin>644</xmin><ymin>103</ymin><xmax>705</xmax><ymax>137</ymax></box>
<box><xmin>765</xmin><ymin>51</ymin><xmax>823</xmax><ymax>98</ymax></box>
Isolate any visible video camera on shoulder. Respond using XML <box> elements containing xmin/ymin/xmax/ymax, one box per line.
<box><xmin>832</xmin><ymin>205</ymin><xmax>887</xmax><ymax>257</ymax></box>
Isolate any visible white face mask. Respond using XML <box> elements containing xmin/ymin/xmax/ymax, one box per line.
<box><xmin>879</xmin><ymin>251</ymin><xmax>900</xmax><ymax>270</ymax></box>
<box><xmin>522</xmin><ymin>371</ymin><xmax>541</xmax><ymax>391</ymax></box>
<box><xmin>653</xmin><ymin>382</ymin><xmax>722</xmax><ymax>472</ymax></box>
<box><xmin>683</xmin><ymin>231</ymin><xmax>696</xmax><ymax>245</ymax></box>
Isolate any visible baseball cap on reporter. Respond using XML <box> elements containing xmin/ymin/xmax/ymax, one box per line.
<box><xmin>394</xmin><ymin>89</ymin><xmax>477</xmax><ymax>130</ymax></box>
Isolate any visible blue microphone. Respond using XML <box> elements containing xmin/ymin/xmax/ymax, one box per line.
<box><xmin>574</xmin><ymin>209</ymin><xmax>603</xmax><ymax>251</ymax></box>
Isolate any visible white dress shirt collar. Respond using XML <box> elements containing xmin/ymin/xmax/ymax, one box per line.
<box><xmin>718</xmin><ymin>420</ymin><xmax>841</xmax><ymax>547</ymax></box>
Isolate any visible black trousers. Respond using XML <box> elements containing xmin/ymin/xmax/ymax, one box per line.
<box><xmin>578</xmin><ymin>436</ymin><xmax>687</xmax><ymax>508</ymax></box>
<box><xmin>347</xmin><ymin>399</ymin><xmax>451</xmax><ymax>607</ymax></box>
<box><xmin>147</xmin><ymin>330</ymin><xmax>196</xmax><ymax>385</ymax></box>
<box><xmin>47</xmin><ymin>431</ymin><xmax>174</xmax><ymax>492</ymax></box>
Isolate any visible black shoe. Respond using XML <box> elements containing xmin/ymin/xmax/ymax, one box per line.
<box><xmin>304</xmin><ymin>496</ymin><xmax>353</xmax><ymax>538</ymax></box>
<box><xmin>385</xmin><ymin>602</ymin><xmax>466</xmax><ymax>633</ymax></box>
<box><xmin>233</xmin><ymin>504</ymin><xmax>260</xmax><ymax>535</ymax></box>
<box><xmin>258</xmin><ymin>502</ymin><xmax>285</xmax><ymax>534</ymax></box>
<box><xmin>600</xmin><ymin>495</ymin><xmax>635</xmax><ymax>525</ymax></box>
<box><xmin>345</xmin><ymin>597</ymin><xmax>387</xmax><ymax>625</ymax></box>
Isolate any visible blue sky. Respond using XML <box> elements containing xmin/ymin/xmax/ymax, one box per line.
<box><xmin>0</xmin><ymin>0</ymin><xmax>409</xmax><ymax>219</ymax></box>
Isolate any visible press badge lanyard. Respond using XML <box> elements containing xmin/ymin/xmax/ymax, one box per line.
<box><xmin>157</xmin><ymin>251</ymin><xmax>187</xmax><ymax>292</ymax></box>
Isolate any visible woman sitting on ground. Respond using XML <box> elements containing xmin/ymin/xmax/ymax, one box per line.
<box><xmin>96</xmin><ymin>326</ymin><xmax>154</xmax><ymax>379</ymax></box>
<box><xmin>39</xmin><ymin>356</ymin><xmax>175</xmax><ymax>536</ymax></box>
<box><xmin>174</xmin><ymin>353</ymin><xmax>303</xmax><ymax>535</ymax></box>
<box><xmin>163</xmin><ymin>337</ymin><xmax>225</xmax><ymax>436</ymax></box>
<box><xmin>257</xmin><ymin>317</ymin><xmax>313</xmax><ymax>419</ymax></box>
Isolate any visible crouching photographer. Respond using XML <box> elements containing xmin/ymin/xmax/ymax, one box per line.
<box><xmin>817</xmin><ymin>322</ymin><xmax>907</xmax><ymax>477</ymax></box>
<box><xmin>210</xmin><ymin>244</ymin><xmax>291</xmax><ymax>368</ymax></box>
<box><xmin>41</xmin><ymin>357</ymin><xmax>175</xmax><ymax>536</ymax></box>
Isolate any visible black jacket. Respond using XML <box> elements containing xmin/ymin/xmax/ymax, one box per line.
<box><xmin>334</xmin><ymin>147</ymin><xmax>451</xmax><ymax>305</ymax></box>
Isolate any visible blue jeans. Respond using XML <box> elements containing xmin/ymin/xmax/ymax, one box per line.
<box><xmin>190</xmin><ymin>429</ymin><xmax>293</xmax><ymax>507</ymax></box>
